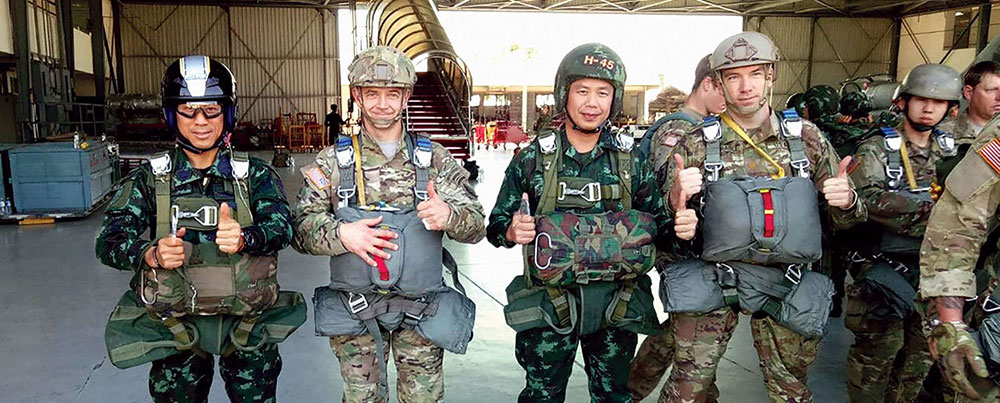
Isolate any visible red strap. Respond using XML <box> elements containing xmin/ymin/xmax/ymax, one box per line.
<box><xmin>373</xmin><ymin>235</ymin><xmax>392</xmax><ymax>281</ymax></box>
<box><xmin>761</xmin><ymin>189</ymin><xmax>774</xmax><ymax>238</ymax></box>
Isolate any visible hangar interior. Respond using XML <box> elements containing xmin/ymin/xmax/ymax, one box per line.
<box><xmin>2</xmin><ymin>0</ymin><xmax>1000</xmax><ymax>402</ymax></box>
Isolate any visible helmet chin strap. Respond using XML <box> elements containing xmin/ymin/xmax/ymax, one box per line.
<box><xmin>900</xmin><ymin>100</ymin><xmax>946</xmax><ymax>132</ymax></box>
<box><xmin>175</xmin><ymin>131</ymin><xmax>227</xmax><ymax>154</ymax></box>
<box><xmin>358</xmin><ymin>97</ymin><xmax>405</xmax><ymax>130</ymax></box>
<box><xmin>566</xmin><ymin>113</ymin><xmax>605</xmax><ymax>134</ymax></box>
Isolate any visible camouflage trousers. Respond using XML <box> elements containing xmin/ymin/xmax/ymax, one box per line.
<box><xmin>515</xmin><ymin>326</ymin><xmax>638</xmax><ymax>403</ymax></box>
<box><xmin>329</xmin><ymin>328</ymin><xmax>444</xmax><ymax>403</ymax></box>
<box><xmin>148</xmin><ymin>342</ymin><xmax>281</xmax><ymax>403</ymax></box>
<box><xmin>627</xmin><ymin>320</ymin><xmax>720</xmax><ymax>402</ymax></box>
<box><xmin>917</xmin><ymin>363</ymin><xmax>1000</xmax><ymax>403</ymax></box>
<box><xmin>845</xmin><ymin>287</ymin><xmax>932</xmax><ymax>403</ymax></box>
<box><xmin>666</xmin><ymin>308</ymin><xmax>820</xmax><ymax>403</ymax></box>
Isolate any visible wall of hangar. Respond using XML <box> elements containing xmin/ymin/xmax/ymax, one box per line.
<box><xmin>897</xmin><ymin>7</ymin><xmax>1000</xmax><ymax>79</ymax></box>
<box><xmin>119</xmin><ymin>4</ymin><xmax>341</xmax><ymax>124</ymax></box>
<box><xmin>745</xmin><ymin>16</ymin><xmax>895</xmax><ymax>106</ymax></box>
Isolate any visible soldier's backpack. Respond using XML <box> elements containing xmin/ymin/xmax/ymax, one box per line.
<box><xmin>637</xmin><ymin>110</ymin><xmax>701</xmax><ymax>159</ymax></box>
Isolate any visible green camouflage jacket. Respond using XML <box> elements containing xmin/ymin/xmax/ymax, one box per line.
<box><xmin>813</xmin><ymin>114</ymin><xmax>873</xmax><ymax>158</ymax></box>
<box><xmin>850</xmin><ymin>123</ymin><xmax>943</xmax><ymax>239</ymax></box>
<box><xmin>648</xmin><ymin>106</ymin><xmax>705</xmax><ymax>196</ymax></box>
<box><xmin>292</xmin><ymin>128</ymin><xmax>485</xmax><ymax>256</ymax></box>
<box><xmin>665</xmin><ymin>109</ymin><xmax>867</xmax><ymax>229</ymax></box>
<box><xmin>95</xmin><ymin>148</ymin><xmax>293</xmax><ymax>272</ymax></box>
<box><xmin>487</xmin><ymin>127</ymin><xmax>672</xmax><ymax>250</ymax></box>
<box><xmin>920</xmin><ymin>123</ymin><xmax>1000</xmax><ymax>299</ymax></box>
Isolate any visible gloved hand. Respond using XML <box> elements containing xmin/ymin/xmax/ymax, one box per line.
<box><xmin>929</xmin><ymin>321</ymin><xmax>990</xmax><ymax>399</ymax></box>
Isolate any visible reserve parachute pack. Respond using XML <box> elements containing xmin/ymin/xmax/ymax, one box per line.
<box><xmin>504</xmin><ymin>128</ymin><xmax>658</xmax><ymax>335</ymax></box>
<box><xmin>700</xmin><ymin>110</ymin><xmax>823</xmax><ymax>265</ymax></box>
<box><xmin>138</xmin><ymin>151</ymin><xmax>280</xmax><ymax>318</ymax></box>
<box><xmin>312</xmin><ymin>132</ymin><xmax>475</xmax><ymax>401</ymax></box>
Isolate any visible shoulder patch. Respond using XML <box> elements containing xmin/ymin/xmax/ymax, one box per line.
<box><xmin>978</xmin><ymin>138</ymin><xmax>1000</xmax><ymax>174</ymax></box>
<box><xmin>302</xmin><ymin>165</ymin><xmax>330</xmax><ymax>192</ymax></box>
<box><xmin>979</xmin><ymin>139</ymin><xmax>1000</xmax><ymax>173</ymax></box>
<box><xmin>662</xmin><ymin>132</ymin><xmax>682</xmax><ymax>147</ymax></box>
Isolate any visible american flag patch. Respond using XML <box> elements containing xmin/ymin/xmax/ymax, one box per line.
<box><xmin>303</xmin><ymin>166</ymin><xmax>330</xmax><ymax>191</ymax></box>
<box><xmin>979</xmin><ymin>138</ymin><xmax>1000</xmax><ymax>174</ymax></box>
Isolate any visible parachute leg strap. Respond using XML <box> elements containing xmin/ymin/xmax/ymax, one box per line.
<box><xmin>545</xmin><ymin>286</ymin><xmax>572</xmax><ymax>329</ymax></box>
<box><xmin>230</xmin><ymin>315</ymin><xmax>267</xmax><ymax>352</ymax></box>
<box><xmin>443</xmin><ymin>248</ymin><xmax>466</xmax><ymax>295</ymax></box>
<box><xmin>159</xmin><ymin>315</ymin><xmax>204</xmax><ymax>358</ymax></box>
<box><xmin>607</xmin><ymin>280</ymin><xmax>634</xmax><ymax>325</ymax></box>
<box><xmin>363</xmin><ymin>317</ymin><xmax>390</xmax><ymax>401</ymax></box>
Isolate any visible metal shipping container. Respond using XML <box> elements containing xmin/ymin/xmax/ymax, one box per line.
<box><xmin>9</xmin><ymin>142</ymin><xmax>116</xmax><ymax>214</ymax></box>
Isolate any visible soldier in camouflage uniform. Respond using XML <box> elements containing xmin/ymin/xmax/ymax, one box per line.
<box><xmin>661</xmin><ymin>32</ymin><xmax>866</xmax><ymax>402</ymax></box>
<box><xmin>96</xmin><ymin>55</ymin><xmax>298</xmax><ymax>402</ymax></box>
<box><xmin>628</xmin><ymin>53</ymin><xmax>725</xmax><ymax>403</ymax></box>
<box><xmin>844</xmin><ymin>63</ymin><xmax>964</xmax><ymax>402</ymax></box>
<box><xmin>292</xmin><ymin>46</ymin><xmax>485</xmax><ymax>403</ymax></box>
<box><xmin>786</xmin><ymin>93</ymin><xmax>806</xmax><ymax>118</ymax></box>
<box><xmin>918</xmin><ymin>115</ymin><xmax>1000</xmax><ymax>403</ymax></box>
<box><xmin>938</xmin><ymin>61</ymin><xmax>1000</xmax><ymax>145</ymax></box>
<box><xmin>840</xmin><ymin>91</ymin><xmax>874</xmax><ymax>128</ymax></box>
<box><xmin>487</xmin><ymin>43</ymin><xmax>677</xmax><ymax>403</ymax></box>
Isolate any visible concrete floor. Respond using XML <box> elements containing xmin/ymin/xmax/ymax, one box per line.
<box><xmin>0</xmin><ymin>148</ymin><xmax>852</xmax><ymax>402</ymax></box>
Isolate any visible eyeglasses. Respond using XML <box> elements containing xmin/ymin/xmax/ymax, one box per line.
<box><xmin>176</xmin><ymin>102</ymin><xmax>224</xmax><ymax>119</ymax></box>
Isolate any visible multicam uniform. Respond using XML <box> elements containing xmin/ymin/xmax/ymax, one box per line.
<box><xmin>662</xmin><ymin>110</ymin><xmax>866</xmax><ymax>402</ymax></box>
<box><xmin>629</xmin><ymin>105</ymin><xmax>710</xmax><ymax>402</ymax></box>
<box><xmin>292</xmin><ymin>126</ymin><xmax>485</xmax><ymax>402</ymax></box>
<box><xmin>919</xmin><ymin>126</ymin><xmax>1000</xmax><ymax>402</ymax></box>
<box><xmin>96</xmin><ymin>148</ymin><xmax>297</xmax><ymax>402</ymax></box>
<box><xmin>845</xmin><ymin>122</ymin><xmax>952</xmax><ymax>401</ymax></box>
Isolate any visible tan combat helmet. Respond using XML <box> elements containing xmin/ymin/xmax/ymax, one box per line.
<box><xmin>710</xmin><ymin>31</ymin><xmax>780</xmax><ymax>115</ymax></box>
<box><xmin>348</xmin><ymin>46</ymin><xmax>417</xmax><ymax>89</ymax></box>
<box><xmin>348</xmin><ymin>46</ymin><xmax>416</xmax><ymax>129</ymax></box>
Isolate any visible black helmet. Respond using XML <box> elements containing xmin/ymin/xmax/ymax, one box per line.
<box><xmin>161</xmin><ymin>55</ymin><xmax>238</xmax><ymax>153</ymax></box>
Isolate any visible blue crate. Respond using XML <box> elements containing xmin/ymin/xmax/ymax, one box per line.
<box><xmin>9</xmin><ymin>141</ymin><xmax>116</xmax><ymax>214</ymax></box>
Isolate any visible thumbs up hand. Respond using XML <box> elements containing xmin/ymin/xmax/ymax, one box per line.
<box><xmin>417</xmin><ymin>180</ymin><xmax>452</xmax><ymax>231</ymax></box>
<box><xmin>822</xmin><ymin>156</ymin><xmax>857</xmax><ymax>210</ymax></box>
<box><xmin>668</xmin><ymin>154</ymin><xmax>703</xmax><ymax>212</ymax></box>
<box><xmin>506</xmin><ymin>193</ymin><xmax>536</xmax><ymax>245</ymax></box>
<box><xmin>216</xmin><ymin>202</ymin><xmax>244</xmax><ymax>254</ymax></box>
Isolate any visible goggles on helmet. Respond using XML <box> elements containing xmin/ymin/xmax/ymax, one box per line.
<box><xmin>176</xmin><ymin>102</ymin><xmax>224</xmax><ymax>119</ymax></box>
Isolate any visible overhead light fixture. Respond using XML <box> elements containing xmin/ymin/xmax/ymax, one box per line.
<box><xmin>956</xmin><ymin>11</ymin><xmax>964</xmax><ymax>16</ymax></box>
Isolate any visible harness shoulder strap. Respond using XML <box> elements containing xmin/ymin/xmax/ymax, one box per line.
<box><xmin>779</xmin><ymin>109</ymin><xmax>811</xmax><ymax>178</ymax></box>
<box><xmin>149</xmin><ymin>151</ymin><xmax>173</xmax><ymax>239</ymax></box>
<box><xmin>535</xmin><ymin>130</ymin><xmax>562</xmax><ymax>214</ymax></box>
<box><xmin>334</xmin><ymin>135</ymin><xmax>361</xmax><ymax>207</ymax></box>
<box><xmin>702</xmin><ymin>116</ymin><xmax>723</xmax><ymax>182</ymax></box>
<box><xmin>612</xmin><ymin>129</ymin><xmax>634</xmax><ymax>210</ymax></box>
<box><xmin>933</xmin><ymin>128</ymin><xmax>957</xmax><ymax>157</ymax></box>
<box><xmin>409</xmin><ymin>132</ymin><xmax>433</xmax><ymax>205</ymax></box>
<box><xmin>230</xmin><ymin>151</ymin><xmax>253</xmax><ymax>227</ymax></box>
<box><xmin>881</xmin><ymin>127</ymin><xmax>904</xmax><ymax>190</ymax></box>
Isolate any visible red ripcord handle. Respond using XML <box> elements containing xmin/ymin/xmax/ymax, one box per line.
<box><xmin>372</xmin><ymin>234</ymin><xmax>392</xmax><ymax>281</ymax></box>
<box><xmin>761</xmin><ymin>189</ymin><xmax>775</xmax><ymax>238</ymax></box>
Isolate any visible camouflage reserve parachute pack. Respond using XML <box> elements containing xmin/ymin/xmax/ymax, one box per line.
<box><xmin>525</xmin><ymin>129</ymin><xmax>657</xmax><ymax>286</ymax></box>
<box><xmin>137</xmin><ymin>151</ymin><xmax>279</xmax><ymax>318</ymax></box>
<box><xmin>531</xmin><ymin>210</ymin><xmax>656</xmax><ymax>286</ymax></box>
